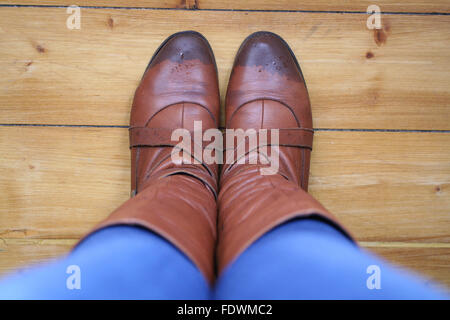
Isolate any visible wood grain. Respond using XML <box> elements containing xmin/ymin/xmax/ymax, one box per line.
<box><xmin>0</xmin><ymin>239</ymin><xmax>75</xmax><ymax>277</ymax></box>
<box><xmin>0</xmin><ymin>126</ymin><xmax>448</xmax><ymax>243</ymax></box>
<box><xmin>0</xmin><ymin>8</ymin><xmax>449</xmax><ymax>129</ymax></box>
<box><xmin>310</xmin><ymin>131</ymin><xmax>450</xmax><ymax>243</ymax></box>
<box><xmin>0</xmin><ymin>0</ymin><xmax>449</xmax><ymax>13</ymax></box>
<box><xmin>369</xmin><ymin>246</ymin><xmax>450</xmax><ymax>289</ymax></box>
<box><xmin>0</xmin><ymin>0</ymin><xmax>193</xmax><ymax>9</ymax></box>
<box><xmin>0</xmin><ymin>4</ymin><xmax>449</xmax><ymax>290</ymax></box>
<box><xmin>0</xmin><ymin>126</ymin><xmax>130</xmax><ymax>240</ymax></box>
<box><xmin>197</xmin><ymin>0</ymin><xmax>450</xmax><ymax>13</ymax></box>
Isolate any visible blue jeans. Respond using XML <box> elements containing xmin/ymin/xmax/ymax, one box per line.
<box><xmin>0</xmin><ymin>218</ymin><xmax>447</xmax><ymax>299</ymax></box>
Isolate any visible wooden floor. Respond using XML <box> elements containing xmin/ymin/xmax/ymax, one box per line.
<box><xmin>0</xmin><ymin>1</ymin><xmax>449</xmax><ymax>290</ymax></box>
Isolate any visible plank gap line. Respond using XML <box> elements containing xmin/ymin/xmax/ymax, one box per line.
<box><xmin>0</xmin><ymin>4</ymin><xmax>449</xmax><ymax>16</ymax></box>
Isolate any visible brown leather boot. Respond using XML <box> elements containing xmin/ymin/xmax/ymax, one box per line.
<box><xmin>217</xmin><ymin>31</ymin><xmax>355</xmax><ymax>275</ymax></box>
<box><xmin>76</xmin><ymin>31</ymin><xmax>220</xmax><ymax>284</ymax></box>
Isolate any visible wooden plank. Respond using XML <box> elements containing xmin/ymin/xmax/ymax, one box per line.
<box><xmin>0</xmin><ymin>126</ymin><xmax>130</xmax><ymax>239</ymax></box>
<box><xmin>0</xmin><ymin>8</ymin><xmax>449</xmax><ymax>129</ymax></box>
<box><xmin>309</xmin><ymin>131</ymin><xmax>450</xmax><ymax>243</ymax></box>
<box><xmin>198</xmin><ymin>0</ymin><xmax>450</xmax><ymax>14</ymax></box>
<box><xmin>1</xmin><ymin>239</ymin><xmax>449</xmax><ymax>289</ymax></box>
<box><xmin>0</xmin><ymin>239</ymin><xmax>75</xmax><ymax>278</ymax></box>
<box><xmin>0</xmin><ymin>0</ymin><xmax>195</xmax><ymax>9</ymax></box>
<box><xmin>0</xmin><ymin>0</ymin><xmax>449</xmax><ymax>13</ymax></box>
<box><xmin>0</xmin><ymin>126</ymin><xmax>449</xmax><ymax>242</ymax></box>
<box><xmin>368</xmin><ymin>245</ymin><xmax>450</xmax><ymax>289</ymax></box>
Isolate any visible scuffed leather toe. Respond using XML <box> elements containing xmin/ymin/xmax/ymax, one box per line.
<box><xmin>233</xmin><ymin>31</ymin><xmax>304</xmax><ymax>82</ymax></box>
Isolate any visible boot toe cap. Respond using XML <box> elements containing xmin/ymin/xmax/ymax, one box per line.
<box><xmin>233</xmin><ymin>31</ymin><xmax>304</xmax><ymax>81</ymax></box>
<box><xmin>150</xmin><ymin>31</ymin><xmax>216</xmax><ymax>67</ymax></box>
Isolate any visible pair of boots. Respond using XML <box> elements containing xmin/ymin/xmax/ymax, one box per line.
<box><xmin>78</xmin><ymin>31</ymin><xmax>354</xmax><ymax>284</ymax></box>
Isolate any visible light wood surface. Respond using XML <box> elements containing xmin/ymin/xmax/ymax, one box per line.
<box><xmin>1</xmin><ymin>126</ymin><xmax>448</xmax><ymax>242</ymax></box>
<box><xmin>0</xmin><ymin>0</ymin><xmax>449</xmax><ymax>13</ymax></box>
<box><xmin>199</xmin><ymin>0</ymin><xmax>450</xmax><ymax>13</ymax></box>
<box><xmin>0</xmin><ymin>7</ymin><xmax>449</xmax><ymax>129</ymax></box>
<box><xmin>0</xmin><ymin>3</ymin><xmax>449</xmax><ymax>289</ymax></box>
